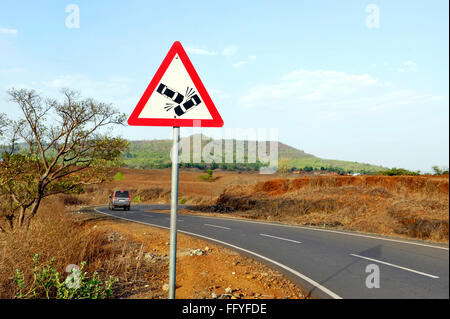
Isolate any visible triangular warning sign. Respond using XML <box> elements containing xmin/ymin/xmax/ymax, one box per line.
<box><xmin>128</xmin><ymin>41</ymin><xmax>224</xmax><ymax>127</ymax></box>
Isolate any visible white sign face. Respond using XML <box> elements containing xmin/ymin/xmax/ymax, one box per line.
<box><xmin>138</xmin><ymin>54</ymin><xmax>213</xmax><ymax>120</ymax></box>
<box><xmin>128</xmin><ymin>41</ymin><xmax>223</xmax><ymax>127</ymax></box>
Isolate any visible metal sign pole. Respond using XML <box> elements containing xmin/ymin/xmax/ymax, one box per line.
<box><xmin>168</xmin><ymin>126</ymin><xmax>180</xmax><ymax>299</ymax></box>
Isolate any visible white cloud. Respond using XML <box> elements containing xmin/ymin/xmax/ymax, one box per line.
<box><xmin>186</xmin><ymin>45</ymin><xmax>240</xmax><ymax>57</ymax></box>
<box><xmin>398</xmin><ymin>60</ymin><xmax>418</xmax><ymax>72</ymax></box>
<box><xmin>223</xmin><ymin>45</ymin><xmax>238</xmax><ymax>56</ymax></box>
<box><xmin>185</xmin><ymin>46</ymin><xmax>217</xmax><ymax>56</ymax></box>
<box><xmin>43</xmin><ymin>75</ymin><xmax>132</xmax><ymax>89</ymax></box>
<box><xmin>0</xmin><ymin>27</ymin><xmax>18</xmax><ymax>36</ymax></box>
<box><xmin>238</xmin><ymin>69</ymin><xmax>447</xmax><ymax>115</ymax></box>
<box><xmin>232</xmin><ymin>61</ymin><xmax>247</xmax><ymax>68</ymax></box>
<box><xmin>42</xmin><ymin>74</ymin><xmax>136</xmax><ymax>108</ymax></box>
<box><xmin>209</xmin><ymin>88</ymin><xmax>231</xmax><ymax>100</ymax></box>
<box><xmin>0</xmin><ymin>67</ymin><xmax>24</xmax><ymax>73</ymax></box>
<box><xmin>3</xmin><ymin>75</ymin><xmax>137</xmax><ymax>124</ymax></box>
<box><xmin>231</xmin><ymin>55</ymin><xmax>256</xmax><ymax>68</ymax></box>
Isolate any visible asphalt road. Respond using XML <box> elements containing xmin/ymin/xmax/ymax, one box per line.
<box><xmin>95</xmin><ymin>204</ymin><xmax>449</xmax><ymax>299</ymax></box>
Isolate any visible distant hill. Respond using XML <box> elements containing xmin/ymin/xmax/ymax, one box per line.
<box><xmin>122</xmin><ymin>135</ymin><xmax>386</xmax><ymax>174</ymax></box>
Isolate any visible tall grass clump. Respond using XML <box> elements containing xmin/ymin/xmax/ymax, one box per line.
<box><xmin>14</xmin><ymin>254</ymin><xmax>117</xmax><ymax>299</ymax></box>
<box><xmin>0</xmin><ymin>196</ymin><xmax>159</xmax><ymax>298</ymax></box>
<box><xmin>113</xmin><ymin>172</ymin><xmax>125</xmax><ymax>181</ymax></box>
<box><xmin>198</xmin><ymin>169</ymin><xmax>215</xmax><ymax>182</ymax></box>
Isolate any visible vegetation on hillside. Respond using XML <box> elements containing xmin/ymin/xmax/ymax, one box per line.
<box><xmin>380</xmin><ymin>167</ymin><xmax>420</xmax><ymax>176</ymax></box>
<box><xmin>121</xmin><ymin>137</ymin><xmax>386</xmax><ymax>174</ymax></box>
<box><xmin>432</xmin><ymin>165</ymin><xmax>449</xmax><ymax>175</ymax></box>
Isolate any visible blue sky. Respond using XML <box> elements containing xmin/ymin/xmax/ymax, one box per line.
<box><xmin>0</xmin><ymin>0</ymin><xmax>448</xmax><ymax>171</ymax></box>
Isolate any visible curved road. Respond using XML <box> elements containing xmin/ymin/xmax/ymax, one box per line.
<box><xmin>95</xmin><ymin>204</ymin><xmax>449</xmax><ymax>299</ymax></box>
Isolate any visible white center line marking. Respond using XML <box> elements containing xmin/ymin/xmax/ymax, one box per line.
<box><xmin>350</xmin><ymin>254</ymin><xmax>439</xmax><ymax>279</ymax></box>
<box><xmin>204</xmin><ymin>224</ymin><xmax>230</xmax><ymax>230</ymax></box>
<box><xmin>95</xmin><ymin>207</ymin><xmax>342</xmax><ymax>299</ymax></box>
<box><xmin>260</xmin><ymin>233</ymin><xmax>302</xmax><ymax>244</ymax></box>
<box><xmin>158</xmin><ymin>210</ymin><xmax>448</xmax><ymax>251</ymax></box>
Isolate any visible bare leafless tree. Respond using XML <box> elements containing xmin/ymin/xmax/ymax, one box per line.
<box><xmin>0</xmin><ymin>88</ymin><xmax>128</xmax><ymax>230</ymax></box>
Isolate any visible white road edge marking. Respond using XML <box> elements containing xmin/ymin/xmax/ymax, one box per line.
<box><xmin>145</xmin><ymin>211</ymin><xmax>448</xmax><ymax>251</ymax></box>
<box><xmin>350</xmin><ymin>254</ymin><xmax>439</xmax><ymax>279</ymax></box>
<box><xmin>204</xmin><ymin>224</ymin><xmax>230</xmax><ymax>230</ymax></box>
<box><xmin>94</xmin><ymin>208</ymin><xmax>342</xmax><ymax>299</ymax></box>
<box><xmin>260</xmin><ymin>233</ymin><xmax>302</xmax><ymax>244</ymax></box>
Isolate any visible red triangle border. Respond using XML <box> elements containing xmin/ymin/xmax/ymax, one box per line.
<box><xmin>128</xmin><ymin>41</ymin><xmax>224</xmax><ymax>127</ymax></box>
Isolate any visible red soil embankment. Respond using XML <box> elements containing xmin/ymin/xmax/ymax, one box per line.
<box><xmin>194</xmin><ymin>175</ymin><xmax>449</xmax><ymax>243</ymax></box>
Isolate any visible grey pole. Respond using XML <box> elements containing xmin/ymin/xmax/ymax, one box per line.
<box><xmin>168</xmin><ymin>126</ymin><xmax>180</xmax><ymax>299</ymax></box>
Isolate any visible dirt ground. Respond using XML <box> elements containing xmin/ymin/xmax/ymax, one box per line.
<box><xmin>190</xmin><ymin>175</ymin><xmax>449</xmax><ymax>242</ymax></box>
<box><xmin>69</xmin><ymin>168</ymin><xmax>447</xmax><ymax>299</ymax></box>
<box><xmin>85</xmin><ymin>168</ymin><xmax>449</xmax><ymax>243</ymax></box>
<box><xmin>85</xmin><ymin>168</ymin><xmax>275</xmax><ymax>203</ymax></box>
<box><xmin>88</xmin><ymin>213</ymin><xmax>307</xmax><ymax>299</ymax></box>
<box><xmin>3</xmin><ymin>168</ymin><xmax>446</xmax><ymax>299</ymax></box>
<box><xmin>74</xmin><ymin>169</ymin><xmax>309</xmax><ymax>298</ymax></box>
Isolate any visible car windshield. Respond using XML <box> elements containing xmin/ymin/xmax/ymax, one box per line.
<box><xmin>115</xmin><ymin>191</ymin><xmax>129</xmax><ymax>198</ymax></box>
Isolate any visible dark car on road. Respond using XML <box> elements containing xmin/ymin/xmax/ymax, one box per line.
<box><xmin>109</xmin><ymin>190</ymin><xmax>131</xmax><ymax>211</ymax></box>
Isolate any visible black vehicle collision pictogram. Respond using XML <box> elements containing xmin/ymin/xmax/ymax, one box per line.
<box><xmin>156</xmin><ymin>83</ymin><xmax>202</xmax><ymax>117</ymax></box>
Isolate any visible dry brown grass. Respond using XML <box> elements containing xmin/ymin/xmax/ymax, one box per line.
<box><xmin>0</xmin><ymin>166</ymin><xmax>299</xmax><ymax>299</ymax></box>
<box><xmin>193</xmin><ymin>175</ymin><xmax>449</xmax><ymax>243</ymax></box>
<box><xmin>3</xmin><ymin>169</ymin><xmax>445</xmax><ymax>298</ymax></box>
<box><xmin>0</xmin><ymin>170</ymin><xmax>308</xmax><ymax>299</ymax></box>
<box><xmin>83</xmin><ymin>169</ymin><xmax>448</xmax><ymax>243</ymax></box>
<box><xmin>74</xmin><ymin>168</ymin><xmax>275</xmax><ymax>207</ymax></box>
<box><xmin>0</xmin><ymin>197</ymin><xmax>163</xmax><ymax>298</ymax></box>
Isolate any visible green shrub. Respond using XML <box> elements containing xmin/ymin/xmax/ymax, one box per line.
<box><xmin>198</xmin><ymin>169</ymin><xmax>214</xmax><ymax>182</ymax></box>
<box><xmin>198</xmin><ymin>175</ymin><xmax>213</xmax><ymax>182</ymax></box>
<box><xmin>432</xmin><ymin>165</ymin><xmax>449</xmax><ymax>175</ymax></box>
<box><xmin>180</xmin><ymin>198</ymin><xmax>187</xmax><ymax>204</ymax></box>
<box><xmin>113</xmin><ymin>172</ymin><xmax>125</xmax><ymax>181</ymax></box>
<box><xmin>133</xmin><ymin>195</ymin><xmax>142</xmax><ymax>203</ymax></box>
<box><xmin>198</xmin><ymin>175</ymin><xmax>210</xmax><ymax>181</ymax></box>
<box><xmin>14</xmin><ymin>254</ymin><xmax>117</xmax><ymax>299</ymax></box>
<box><xmin>380</xmin><ymin>168</ymin><xmax>420</xmax><ymax>176</ymax></box>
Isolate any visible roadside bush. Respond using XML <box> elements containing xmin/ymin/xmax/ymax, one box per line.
<box><xmin>14</xmin><ymin>254</ymin><xmax>117</xmax><ymax>299</ymax></box>
<box><xmin>432</xmin><ymin>165</ymin><xmax>449</xmax><ymax>176</ymax></box>
<box><xmin>136</xmin><ymin>187</ymin><xmax>171</xmax><ymax>201</ymax></box>
<box><xmin>380</xmin><ymin>168</ymin><xmax>420</xmax><ymax>176</ymax></box>
<box><xmin>113</xmin><ymin>172</ymin><xmax>125</xmax><ymax>181</ymax></box>
<box><xmin>198</xmin><ymin>169</ymin><xmax>214</xmax><ymax>182</ymax></box>
<box><xmin>62</xmin><ymin>194</ymin><xmax>85</xmax><ymax>206</ymax></box>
